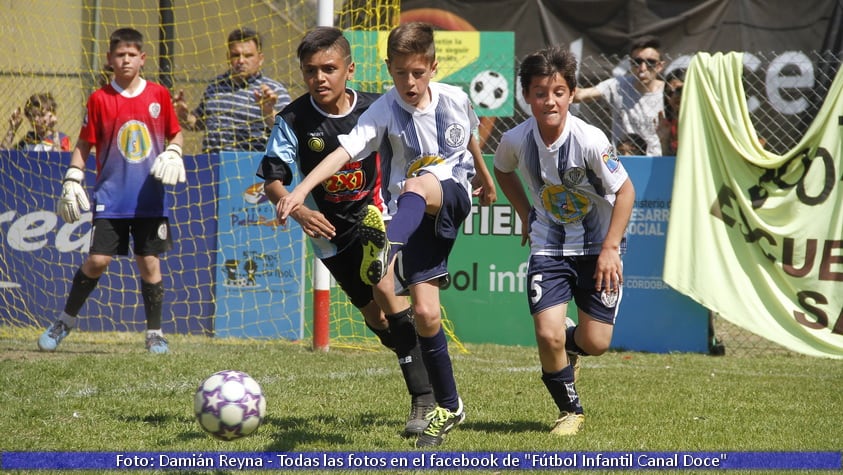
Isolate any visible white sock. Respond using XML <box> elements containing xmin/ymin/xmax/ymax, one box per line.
<box><xmin>58</xmin><ymin>312</ymin><xmax>77</xmax><ymax>328</ymax></box>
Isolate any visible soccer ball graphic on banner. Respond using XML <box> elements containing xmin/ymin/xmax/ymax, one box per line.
<box><xmin>469</xmin><ymin>70</ymin><xmax>509</xmax><ymax>110</ymax></box>
<box><xmin>194</xmin><ymin>370</ymin><xmax>266</xmax><ymax>440</ymax></box>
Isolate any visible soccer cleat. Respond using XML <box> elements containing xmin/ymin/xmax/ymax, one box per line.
<box><xmin>145</xmin><ymin>332</ymin><xmax>170</xmax><ymax>354</ymax></box>
<box><xmin>359</xmin><ymin>205</ymin><xmax>389</xmax><ymax>286</ymax></box>
<box><xmin>403</xmin><ymin>394</ymin><xmax>437</xmax><ymax>438</ymax></box>
<box><xmin>415</xmin><ymin>398</ymin><xmax>465</xmax><ymax>447</ymax></box>
<box><xmin>565</xmin><ymin>317</ymin><xmax>581</xmax><ymax>382</ymax></box>
<box><xmin>550</xmin><ymin>411</ymin><xmax>585</xmax><ymax>436</ymax></box>
<box><xmin>38</xmin><ymin>320</ymin><xmax>72</xmax><ymax>351</ymax></box>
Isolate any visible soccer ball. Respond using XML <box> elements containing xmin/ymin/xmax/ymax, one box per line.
<box><xmin>469</xmin><ymin>70</ymin><xmax>509</xmax><ymax>110</ymax></box>
<box><xmin>194</xmin><ymin>370</ymin><xmax>266</xmax><ymax>440</ymax></box>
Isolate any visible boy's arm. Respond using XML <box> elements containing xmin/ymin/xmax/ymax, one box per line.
<box><xmin>595</xmin><ymin>177</ymin><xmax>635</xmax><ymax>292</ymax></box>
<box><xmin>573</xmin><ymin>85</ymin><xmax>602</xmax><ymax>103</ymax></box>
<box><xmin>265</xmin><ymin>179</ymin><xmax>335</xmax><ymax>239</ymax></box>
<box><xmin>58</xmin><ymin>139</ymin><xmax>92</xmax><ymax>223</ymax></box>
<box><xmin>493</xmin><ymin>167</ymin><xmax>531</xmax><ymax>247</ymax></box>
<box><xmin>3</xmin><ymin>107</ymin><xmax>22</xmax><ymax>149</ymax></box>
<box><xmin>469</xmin><ymin>135</ymin><xmax>497</xmax><ymax>205</ymax></box>
<box><xmin>276</xmin><ymin>146</ymin><xmax>352</xmax><ymax>224</ymax></box>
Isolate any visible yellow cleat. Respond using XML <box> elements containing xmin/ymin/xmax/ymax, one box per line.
<box><xmin>550</xmin><ymin>411</ymin><xmax>584</xmax><ymax>436</ymax></box>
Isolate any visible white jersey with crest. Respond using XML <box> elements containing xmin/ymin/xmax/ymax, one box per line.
<box><xmin>494</xmin><ymin>112</ymin><xmax>629</xmax><ymax>256</ymax></box>
<box><xmin>337</xmin><ymin>82</ymin><xmax>478</xmax><ymax>216</ymax></box>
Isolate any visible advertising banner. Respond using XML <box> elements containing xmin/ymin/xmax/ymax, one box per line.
<box><xmin>344</xmin><ymin>30</ymin><xmax>515</xmax><ymax>117</ymax></box>
<box><xmin>213</xmin><ymin>152</ymin><xmax>305</xmax><ymax>340</ymax></box>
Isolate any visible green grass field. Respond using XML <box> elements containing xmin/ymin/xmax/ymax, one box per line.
<box><xmin>1</xmin><ymin>326</ymin><xmax>841</xmax><ymax>474</ymax></box>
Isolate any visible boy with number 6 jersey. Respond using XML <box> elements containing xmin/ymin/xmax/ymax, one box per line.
<box><xmin>38</xmin><ymin>28</ymin><xmax>184</xmax><ymax>354</ymax></box>
<box><xmin>493</xmin><ymin>46</ymin><xmax>634</xmax><ymax>436</ymax></box>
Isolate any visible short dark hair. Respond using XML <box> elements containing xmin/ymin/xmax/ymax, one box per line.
<box><xmin>629</xmin><ymin>35</ymin><xmax>661</xmax><ymax>56</ymax></box>
<box><xmin>228</xmin><ymin>27</ymin><xmax>262</xmax><ymax>51</ymax></box>
<box><xmin>109</xmin><ymin>28</ymin><xmax>143</xmax><ymax>53</ymax></box>
<box><xmin>297</xmin><ymin>27</ymin><xmax>352</xmax><ymax>64</ymax></box>
<box><xmin>518</xmin><ymin>46</ymin><xmax>578</xmax><ymax>97</ymax></box>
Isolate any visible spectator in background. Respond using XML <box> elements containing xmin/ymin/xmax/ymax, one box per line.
<box><xmin>657</xmin><ymin>69</ymin><xmax>684</xmax><ymax>156</ymax></box>
<box><xmin>3</xmin><ymin>93</ymin><xmax>73</xmax><ymax>151</ymax></box>
<box><xmin>174</xmin><ymin>27</ymin><xmax>291</xmax><ymax>153</ymax></box>
<box><xmin>574</xmin><ymin>36</ymin><xmax>665</xmax><ymax>156</ymax></box>
<box><xmin>616</xmin><ymin>133</ymin><xmax>647</xmax><ymax>156</ymax></box>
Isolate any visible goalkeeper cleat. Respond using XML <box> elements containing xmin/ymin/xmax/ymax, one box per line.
<box><xmin>145</xmin><ymin>332</ymin><xmax>170</xmax><ymax>354</ymax></box>
<box><xmin>360</xmin><ymin>205</ymin><xmax>389</xmax><ymax>286</ymax></box>
<box><xmin>38</xmin><ymin>320</ymin><xmax>72</xmax><ymax>351</ymax></box>
<box><xmin>415</xmin><ymin>398</ymin><xmax>465</xmax><ymax>447</ymax></box>
<box><xmin>550</xmin><ymin>411</ymin><xmax>585</xmax><ymax>436</ymax></box>
<box><xmin>403</xmin><ymin>393</ymin><xmax>437</xmax><ymax>438</ymax></box>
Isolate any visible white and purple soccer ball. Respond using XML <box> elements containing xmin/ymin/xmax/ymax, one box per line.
<box><xmin>194</xmin><ymin>370</ymin><xmax>266</xmax><ymax>440</ymax></box>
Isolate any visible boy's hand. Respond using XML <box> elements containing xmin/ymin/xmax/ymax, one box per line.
<box><xmin>276</xmin><ymin>189</ymin><xmax>306</xmax><ymax>225</ymax></box>
<box><xmin>9</xmin><ymin>107</ymin><xmax>22</xmax><ymax>130</ymax></box>
<box><xmin>58</xmin><ymin>167</ymin><xmax>90</xmax><ymax>223</ymax></box>
<box><xmin>150</xmin><ymin>144</ymin><xmax>186</xmax><ymax>185</ymax></box>
<box><xmin>289</xmin><ymin>207</ymin><xmax>336</xmax><ymax>239</ymax></box>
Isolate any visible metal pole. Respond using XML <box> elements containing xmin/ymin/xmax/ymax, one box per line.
<box><xmin>159</xmin><ymin>0</ymin><xmax>174</xmax><ymax>89</ymax></box>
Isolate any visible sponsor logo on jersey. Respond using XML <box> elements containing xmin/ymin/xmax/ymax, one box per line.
<box><xmin>602</xmin><ymin>146</ymin><xmax>621</xmax><ymax>173</ymax></box>
<box><xmin>307</xmin><ymin>136</ymin><xmax>325</xmax><ymax>153</ymax></box>
<box><xmin>540</xmin><ymin>183</ymin><xmax>591</xmax><ymax>224</ymax></box>
<box><xmin>406</xmin><ymin>154</ymin><xmax>445</xmax><ymax>178</ymax></box>
<box><xmin>117</xmin><ymin>120</ymin><xmax>153</xmax><ymax>163</ymax></box>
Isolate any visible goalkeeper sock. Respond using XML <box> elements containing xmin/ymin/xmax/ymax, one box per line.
<box><xmin>141</xmin><ymin>280</ymin><xmax>164</xmax><ymax>330</ymax></box>
<box><xmin>386</xmin><ymin>192</ymin><xmax>426</xmax><ymax>263</ymax></box>
<box><xmin>63</xmin><ymin>268</ymin><xmax>99</xmax><ymax>316</ymax></box>
<box><xmin>542</xmin><ymin>366</ymin><xmax>583</xmax><ymax>415</ymax></box>
<box><xmin>388</xmin><ymin>308</ymin><xmax>433</xmax><ymax>398</ymax></box>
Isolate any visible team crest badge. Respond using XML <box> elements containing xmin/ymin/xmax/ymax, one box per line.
<box><xmin>600</xmin><ymin>289</ymin><xmax>618</xmax><ymax>308</ymax></box>
<box><xmin>149</xmin><ymin>103</ymin><xmax>161</xmax><ymax>119</ymax></box>
<box><xmin>562</xmin><ymin>167</ymin><xmax>586</xmax><ymax>188</ymax></box>
<box><xmin>308</xmin><ymin>136</ymin><xmax>325</xmax><ymax>152</ymax></box>
<box><xmin>444</xmin><ymin>123</ymin><xmax>466</xmax><ymax>148</ymax></box>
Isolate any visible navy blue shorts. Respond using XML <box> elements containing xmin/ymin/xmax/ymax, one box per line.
<box><xmin>89</xmin><ymin>218</ymin><xmax>172</xmax><ymax>257</ymax></box>
<box><xmin>396</xmin><ymin>179</ymin><xmax>471</xmax><ymax>287</ymax></box>
<box><xmin>526</xmin><ymin>254</ymin><xmax>622</xmax><ymax>324</ymax></box>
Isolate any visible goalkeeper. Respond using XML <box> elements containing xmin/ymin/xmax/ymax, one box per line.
<box><xmin>38</xmin><ymin>27</ymin><xmax>185</xmax><ymax>354</ymax></box>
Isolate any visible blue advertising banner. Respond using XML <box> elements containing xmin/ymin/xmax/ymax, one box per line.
<box><xmin>614</xmin><ymin>157</ymin><xmax>709</xmax><ymax>353</ymax></box>
<box><xmin>2</xmin><ymin>451</ymin><xmax>840</xmax><ymax>471</ymax></box>
<box><xmin>213</xmin><ymin>152</ymin><xmax>305</xmax><ymax>340</ymax></box>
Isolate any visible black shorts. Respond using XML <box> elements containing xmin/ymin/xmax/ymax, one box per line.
<box><xmin>320</xmin><ymin>238</ymin><xmax>374</xmax><ymax>309</ymax></box>
<box><xmin>89</xmin><ymin>218</ymin><xmax>173</xmax><ymax>256</ymax></box>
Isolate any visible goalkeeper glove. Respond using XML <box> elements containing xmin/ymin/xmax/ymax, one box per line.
<box><xmin>150</xmin><ymin>143</ymin><xmax>186</xmax><ymax>186</ymax></box>
<box><xmin>58</xmin><ymin>167</ymin><xmax>90</xmax><ymax>223</ymax></box>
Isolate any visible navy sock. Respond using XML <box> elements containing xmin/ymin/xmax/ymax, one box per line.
<box><xmin>565</xmin><ymin>325</ymin><xmax>589</xmax><ymax>356</ymax></box>
<box><xmin>386</xmin><ymin>192</ymin><xmax>426</xmax><ymax>262</ymax></box>
<box><xmin>418</xmin><ymin>326</ymin><xmax>459</xmax><ymax>411</ymax></box>
<box><xmin>541</xmin><ymin>366</ymin><xmax>583</xmax><ymax>414</ymax></box>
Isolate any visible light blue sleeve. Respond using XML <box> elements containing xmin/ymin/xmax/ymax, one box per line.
<box><xmin>264</xmin><ymin>116</ymin><xmax>299</xmax><ymax>165</ymax></box>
